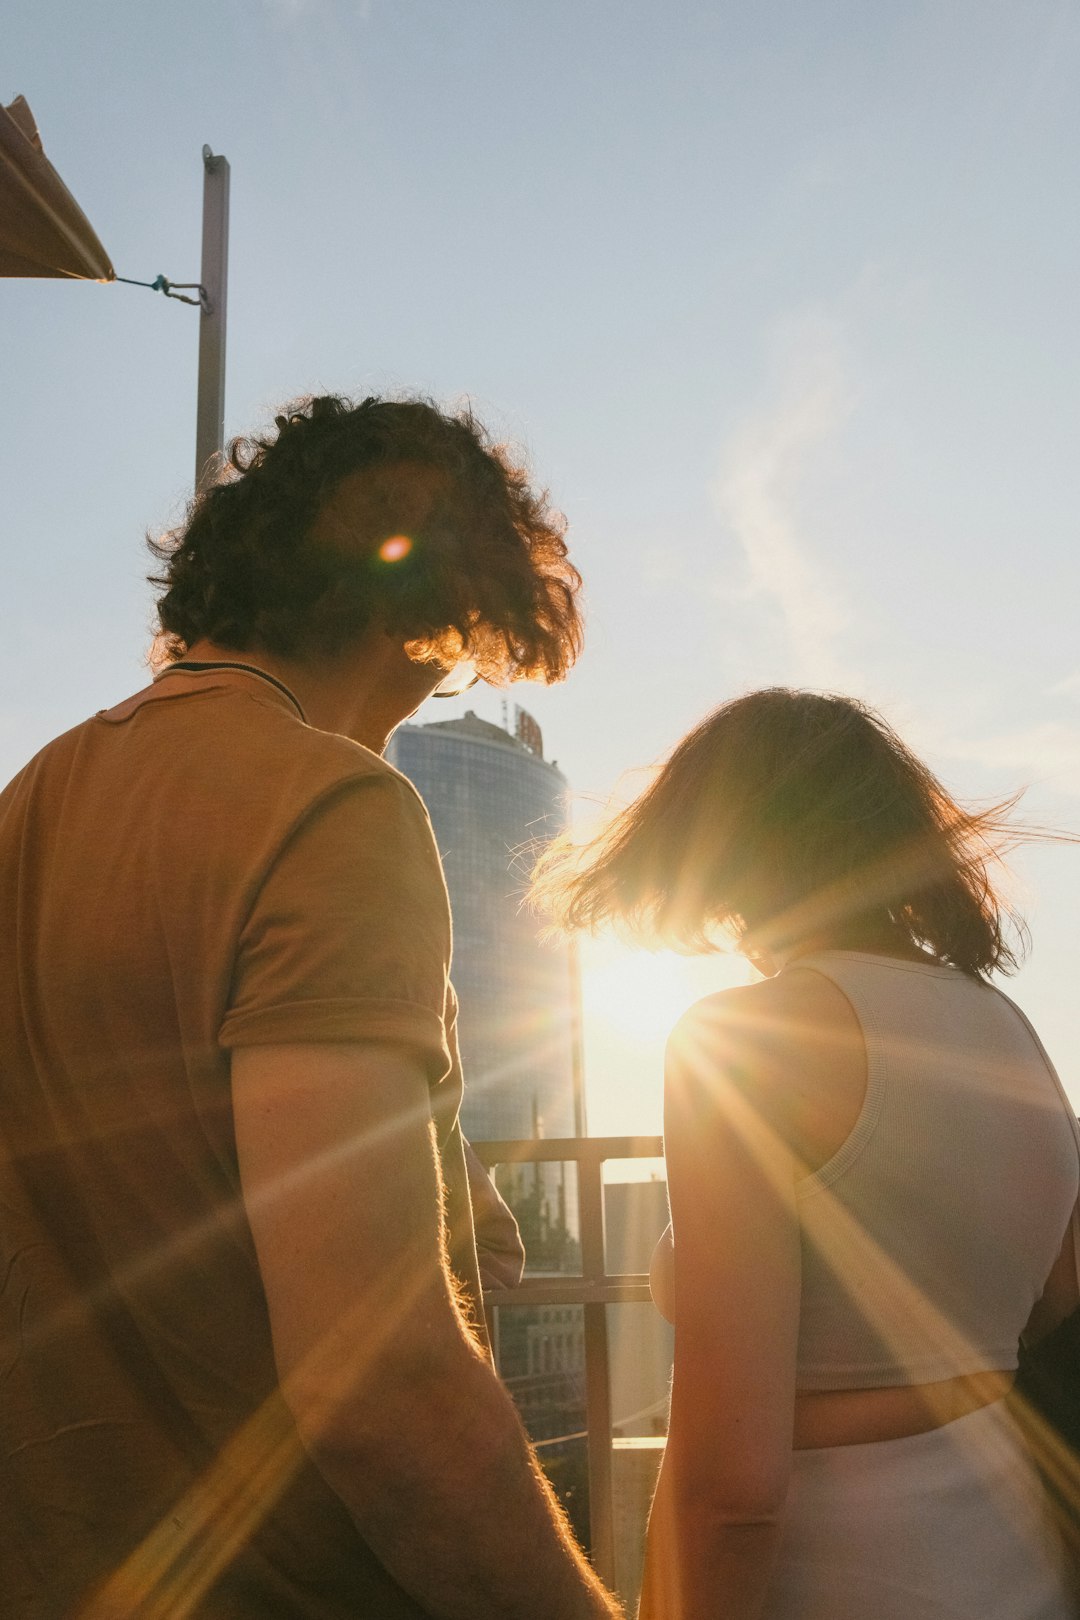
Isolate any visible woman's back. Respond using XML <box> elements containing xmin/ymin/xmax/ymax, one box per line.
<box><xmin>533</xmin><ymin>685</ymin><xmax>1080</xmax><ymax>1616</ymax></box>
<box><xmin>650</xmin><ymin>952</ymin><xmax>1079</xmax><ymax>1617</ymax></box>
<box><xmin>786</xmin><ymin>950</ymin><xmax>1078</xmax><ymax>1394</ymax></box>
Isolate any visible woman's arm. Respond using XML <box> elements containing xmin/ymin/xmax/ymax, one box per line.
<box><xmin>1023</xmin><ymin>1207</ymin><xmax>1080</xmax><ymax>1346</ymax></box>
<box><xmin>639</xmin><ymin>989</ymin><xmax>802</xmax><ymax>1620</ymax></box>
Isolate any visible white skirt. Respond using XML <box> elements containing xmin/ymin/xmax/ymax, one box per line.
<box><xmin>761</xmin><ymin>1401</ymin><xmax>1074</xmax><ymax>1619</ymax></box>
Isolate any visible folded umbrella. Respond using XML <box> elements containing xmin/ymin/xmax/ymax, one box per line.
<box><xmin>0</xmin><ymin>94</ymin><xmax>114</xmax><ymax>280</ymax></box>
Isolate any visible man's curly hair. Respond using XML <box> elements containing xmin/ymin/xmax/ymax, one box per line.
<box><xmin>148</xmin><ymin>393</ymin><xmax>582</xmax><ymax>684</ymax></box>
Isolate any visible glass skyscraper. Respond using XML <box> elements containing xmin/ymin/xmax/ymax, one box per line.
<box><xmin>389</xmin><ymin>708</ymin><xmax>592</xmax><ymax>1541</ymax></box>
<box><xmin>387</xmin><ymin>708</ymin><xmax>583</xmax><ymax>1152</ymax></box>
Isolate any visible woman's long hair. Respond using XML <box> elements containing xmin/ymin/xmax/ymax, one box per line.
<box><xmin>533</xmin><ymin>689</ymin><xmax>1040</xmax><ymax>977</ymax></box>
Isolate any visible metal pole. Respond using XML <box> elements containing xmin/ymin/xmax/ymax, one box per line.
<box><xmin>195</xmin><ymin>146</ymin><xmax>230</xmax><ymax>491</ymax></box>
<box><xmin>578</xmin><ymin>1146</ymin><xmax>616</xmax><ymax>1589</ymax></box>
<box><xmin>568</xmin><ymin>938</ymin><xmax>588</xmax><ymax>1138</ymax></box>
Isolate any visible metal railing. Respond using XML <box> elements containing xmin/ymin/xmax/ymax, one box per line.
<box><xmin>472</xmin><ymin>1135</ymin><xmax>665</xmax><ymax>1593</ymax></box>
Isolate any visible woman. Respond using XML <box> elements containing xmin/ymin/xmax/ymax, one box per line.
<box><xmin>534</xmin><ymin>689</ymin><xmax>1079</xmax><ymax>1619</ymax></box>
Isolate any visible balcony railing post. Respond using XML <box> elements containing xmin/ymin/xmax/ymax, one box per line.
<box><xmin>477</xmin><ymin>1135</ymin><xmax>665</xmax><ymax>1602</ymax></box>
<box><xmin>583</xmin><ymin>1299</ymin><xmax>615</xmax><ymax>1585</ymax></box>
<box><xmin>578</xmin><ymin>1146</ymin><xmax>616</xmax><ymax>1588</ymax></box>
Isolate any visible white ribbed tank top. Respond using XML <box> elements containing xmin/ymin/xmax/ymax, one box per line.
<box><xmin>791</xmin><ymin>952</ymin><xmax>1079</xmax><ymax>1389</ymax></box>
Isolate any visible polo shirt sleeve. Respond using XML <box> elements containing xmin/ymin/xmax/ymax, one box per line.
<box><xmin>218</xmin><ymin>773</ymin><xmax>454</xmax><ymax>1083</ymax></box>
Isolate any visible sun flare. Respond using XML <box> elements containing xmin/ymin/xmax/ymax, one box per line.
<box><xmin>582</xmin><ymin>948</ymin><xmax>695</xmax><ymax>1044</ymax></box>
<box><xmin>578</xmin><ymin>940</ymin><xmax>755</xmax><ymax>1138</ymax></box>
<box><xmin>580</xmin><ymin>939</ymin><xmax>752</xmax><ymax>1046</ymax></box>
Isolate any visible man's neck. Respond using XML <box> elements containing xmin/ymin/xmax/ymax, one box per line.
<box><xmin>176</xmin><ymin>636</ymin><xmax>436</xmax><ymax>753</ymax></box>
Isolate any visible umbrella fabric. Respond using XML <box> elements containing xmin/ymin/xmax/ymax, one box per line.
<box><xmin>0</xmin><ymin>95</ymin><xmax>114</xmax><ymax>280</ymax></box>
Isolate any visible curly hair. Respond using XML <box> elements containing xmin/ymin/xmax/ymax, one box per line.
<box><xmin>532</xmin><ymin>689</ymin><xmax>1046</xmax><ymax>977</ymax></box>
<box><xmin>148</xmin><ymin>393</ymin><xmax>582</xmax><ymax>684</ymax></box>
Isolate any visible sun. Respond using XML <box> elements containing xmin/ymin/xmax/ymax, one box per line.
<box><xmin>581</xmin><ymin>942</ymin><xmax>707</xmax><ymax>1045</ymax></box>
<box><xmin>577</xmin><ymin>938</ymin><xmax>755</xmax><ymax>1138</ymax></box>
<box><xmin>578</xmin><ymin>941</ymin><xmax>695</xmax><ymax>1140</ymax></box>
<box><xmin>579</xmin><ymin>937</ymin><xmax>756</xmax><ymax>1047</ymax></box>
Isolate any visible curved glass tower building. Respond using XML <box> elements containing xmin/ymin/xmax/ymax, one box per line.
<box><xmin>389</xmin><ymin>708</ymin><xmax>590</xmax><ymax>1535</ymax></box>
<box><xmin>387</xmin><ymin>709</ymin><xmax>582</xmax><ymax>1153</ymax></box>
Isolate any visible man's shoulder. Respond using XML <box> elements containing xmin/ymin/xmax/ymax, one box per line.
<box><xmin>4</xmin><ymin>681</ymin><xmax>428</xmax><ymax>844</ymax></box>
<box><xmin>103</xmin><ymin>677</ymin><xmax>415</xmax><ymax>797</ymax></box>
<box><xmin>0</xmin><ymin>711</ymin><xmax>101</xmax><ymax>809</ymax></box>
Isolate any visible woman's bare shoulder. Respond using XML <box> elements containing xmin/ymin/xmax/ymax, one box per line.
<box><xmin>666</xmin><ymin>970</ymin><xmax>866</xmax><ymax>1169</ymax></box>
<box><xmin>668</xmin><ymin>969</ymin><xmax>859</xmax><ymax>1069</ymax></box>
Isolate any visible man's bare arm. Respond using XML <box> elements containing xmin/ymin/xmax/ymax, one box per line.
<box><xmin>231</xmin><ymin>1041</ymin><xmax>621</xmax><ymax>1620</ymax></box>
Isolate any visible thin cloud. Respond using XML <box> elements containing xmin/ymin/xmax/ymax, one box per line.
<box><xmin>1046</xmin><ymin>671</ymin><xmax>1080</xmax><ymax>702</ymax></box>
<box><xmin>943</xmin><ymin>721</ymin><xmax>1080</xmax><ymax>801</ymax></box>
<box><xmin>260</xmin><ymin>0</ymin><xmax>371</xmax><ymax>22</ymax></box>
<box><xmin>711</xmin><ymin>312</ymin><xmax>858</xmax><ymax>690</ymax></box>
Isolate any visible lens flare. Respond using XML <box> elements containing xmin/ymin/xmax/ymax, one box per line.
<box><xmin>377</xmin><ymin>534</ymin><xmax>412</xmax><ymax>563</ymax></box>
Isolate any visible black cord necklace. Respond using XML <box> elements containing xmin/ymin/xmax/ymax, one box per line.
<box><xmin>160</xmin><ymin>661</ymin><xmax>308</xmax><ymax>723</ymax></box>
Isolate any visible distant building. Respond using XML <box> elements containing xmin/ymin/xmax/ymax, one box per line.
<box><xmin>389</xmin><ymin>706</ymin><xmax>590</xmax><ymax>1536</ymax></box>
<box><xmin>387</xmin><ymin>707</ymin><xmax>584</xmax><ymax>1262</ymax></box>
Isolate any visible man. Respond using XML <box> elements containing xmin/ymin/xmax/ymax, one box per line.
<box><xmin>0</xmin><ymin>394</ymin><xmax>622</xmax><ymax>1618</ymax></box>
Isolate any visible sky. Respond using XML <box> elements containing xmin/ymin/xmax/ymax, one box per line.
<box><xmin>5</xmin><ymin>0</ymin><xmax>1080</xmax><ymax>1137</ymax></box>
